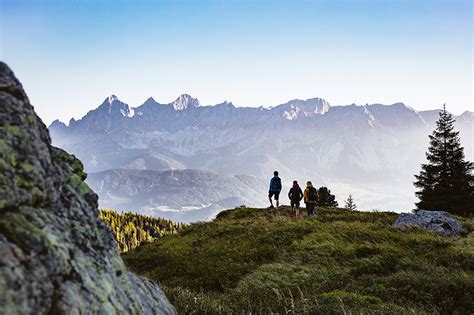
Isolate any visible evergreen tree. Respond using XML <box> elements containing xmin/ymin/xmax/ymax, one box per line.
<box><xmin>99</xmin><ymin>209</ymin><xmax>185</xmax><ymax>252</ymax></box>
<box><xmin>344</xmin><ymin>194</ymin><xmax>357</xmax><ymax>211</ymax></box>
<box><xmin>414</xmin><ymin>105</ymin><xmax>474</xmax><ymax>216</ymax></box>
<box><xmin>317</xmin><ymin>187</ymin><xmax>338</xmax><ymax>207</ymax></box>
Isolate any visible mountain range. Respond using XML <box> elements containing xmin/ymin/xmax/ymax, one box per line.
<box><xmin>49</xmin><ymin>94</ymin><xmax>473</xmax><ymax>221</ymax></box>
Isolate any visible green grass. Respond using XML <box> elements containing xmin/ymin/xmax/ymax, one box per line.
<box><xmin>123</xmin><ymin>207</ymin><xmax>474</xmax><ymax>314</ymax></box>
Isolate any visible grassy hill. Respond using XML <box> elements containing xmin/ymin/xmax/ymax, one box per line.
<box><xmin>123</xmin><ymin>206</ymin><xmax>474</xmax><ymax>314</ymax></box>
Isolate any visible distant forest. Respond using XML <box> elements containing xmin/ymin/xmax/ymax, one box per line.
<box><xmin>99</xmin><ymin>209</ymin><xmax>185</xmax><ymax>252</ymax></box>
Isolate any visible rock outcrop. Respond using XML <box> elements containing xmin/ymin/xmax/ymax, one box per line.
<box><xmin>393</xmin><ymin>210</ymin><xmax>462</xmax><ymax>236</ymax></box>
<box><xmin>0</xmin><ymin>63</ymin><xmax>176</xmax><ymax>314</ymax></box>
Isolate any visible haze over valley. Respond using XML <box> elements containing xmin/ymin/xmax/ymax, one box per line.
<box><xmin>49</xmin><ymin>94</ymin><xmax>473</xmax><ymax>222</ymax></box>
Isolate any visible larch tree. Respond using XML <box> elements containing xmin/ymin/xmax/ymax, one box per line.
<box><xmin>344</xmin><ymin>194</ymin><xmax>357</xmax><ymax>211</ymax></box>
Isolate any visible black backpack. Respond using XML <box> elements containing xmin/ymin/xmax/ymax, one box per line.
<box><xmin>308</xmin><ymin>187</ymin><xmax>318</xmax><ymax>202</ymax></box>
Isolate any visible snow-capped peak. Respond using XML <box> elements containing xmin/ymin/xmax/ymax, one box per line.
<box><xmin>107</xmin><ymin>95</ymin><xmax>119</xmax><ymax>104</ymax></box>
<box><xmin>98</xmin><ymin>95</ymin><xmax>135</xmax><ymax>117</ymax></box>
<box><xmin>280</xmin><ymin>97</ymin><xmax>331</xmax><ymax>120</ymax></box>
<box><xmin>171</xmin><ymin>94</ymin><xmax>200</xmax><ymax>111</ymax></box>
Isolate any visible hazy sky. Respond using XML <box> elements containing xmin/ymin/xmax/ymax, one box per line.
<box><xmin>1</xmin><ymin>0</ymin><xmax>472</xmax><ymax>125</ymax></box>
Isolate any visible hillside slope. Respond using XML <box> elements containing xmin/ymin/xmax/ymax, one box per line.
<box><xmin>99</xmin><ymin>209</ymin><xmax>185</xmax><ymax>252</ymax></box>
<box><xmin>123</xmin><ymin>206</ymin><xmax>474</xmax><ymax>314</ymax></box>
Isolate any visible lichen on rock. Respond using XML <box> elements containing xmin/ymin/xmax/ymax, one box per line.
<box><xmin>393</xmin><ymin>209</ymin><xmax>463</xmax><ymax>236</ymax></box>
<box><xmin>0</xmin><ymin>62</ymin><xmax>176</xmax><ymax>314</ymax></box>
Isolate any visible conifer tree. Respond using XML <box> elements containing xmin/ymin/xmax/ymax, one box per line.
<box><xmin>98</xmin><ymin>209</ymin><xmax>185</xmax><ymax>252</ymax></box>
<box><xmin>414</xmin><ymin>105</ymin><xmax>473</xmax><ymax>216</ymax></box>
<box><xmin>317</xmin><ymin>187</ymin><xmax>338</xmax><ymax>207</ymax></box>
<box><xmin>344</xmin><ymin>194</ymin><xmax>357</xmax><ymax>211</ymax></box>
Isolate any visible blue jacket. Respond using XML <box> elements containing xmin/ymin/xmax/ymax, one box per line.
<box><xmin>269</xmin><ymin>176</ymin><xmax>282</xmax><ymax>192</ymax></box>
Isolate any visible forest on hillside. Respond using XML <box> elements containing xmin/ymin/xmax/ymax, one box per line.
<box><xmin>99</xmin><ymin>209</ymin><xmax>185</xmax><ymax>252</ymax></box>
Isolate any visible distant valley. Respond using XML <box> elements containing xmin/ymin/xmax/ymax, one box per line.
<box><xmin>49</xmin><ymin>94</ymin><xmax>473</xmax><ymax>221</ymax></box>
<box><xmin>87</xmin><ymin>169</ymin><xmax>265</xmax><ymax>223</ymax></box>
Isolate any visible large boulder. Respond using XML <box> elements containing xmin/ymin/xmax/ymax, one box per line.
<box><xmin>0</xmin><ymin>62</ymin><xmax>176</xmax><ymax>314</ymax></box>
<box><xmin>393</xmin><ymin>210</ymin><xmax>462</xmax><ymax>236</ymax></box>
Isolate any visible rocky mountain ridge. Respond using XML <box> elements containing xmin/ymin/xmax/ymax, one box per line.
<box><xmin>48</xmin><ymin>93</ymin><xmax>473</xmax><ymax>217</ymax></box>
<box><xmin>50</xmin><ymin>94</ymin><xmax>472</xmax><ymax>132</ymax></box>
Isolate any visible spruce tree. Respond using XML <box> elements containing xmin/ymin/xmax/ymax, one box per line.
<box><xmin>414</xmin><ymin>105</ymin><xmax>473</xmax><ymax>216</ymax></box>
<box><xmin>344</xmin><ymin>194</ymin><xmax>357</xmax><ymax>211</ymax></box>
<box><xmin>317</xmin><ymin>187</ymin><xmax>338</xmax><ymax>207</ymax></box>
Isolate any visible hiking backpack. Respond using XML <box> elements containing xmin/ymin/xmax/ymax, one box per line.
<box><xmin>308</xmin><ymin>187</ymin><xmax>318</xmax><ymax>202</ymax></box>
<box><xmin>271</xmin><ymin>177</ymin><xmax>282</xmax><ymax>191</ymax></box>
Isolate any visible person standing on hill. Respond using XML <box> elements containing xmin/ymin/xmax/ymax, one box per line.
<box><xmin>268</xmin><ymin>171</ymin><xmax>282</xmax><ymax>209</ymax></box>
<box><xmin>304</xmin><ymin>181</ymin><xmax>318</xmax><ymax>217</ymax></box>
<box><xmin>288</xmin><ymin>180</ymin><xmax>304</xmax><ymax>217</ymax></box>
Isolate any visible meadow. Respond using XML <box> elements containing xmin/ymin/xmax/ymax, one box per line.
<box><xmin>123</xmin><ymin>207</ymin><xmax>474</xmax><ymax>314</ymax></box>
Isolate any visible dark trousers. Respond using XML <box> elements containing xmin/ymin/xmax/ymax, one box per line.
<box><xmin>306</xmin><ymin>203</ymin><xmax>315</xmax><ymax>216</ymax></box>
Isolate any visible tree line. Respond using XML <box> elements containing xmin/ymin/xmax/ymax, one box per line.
<box><xmin>99</xmin><ymin>209</ymin><xmax>185</xmax><ymax>252</ymax></box>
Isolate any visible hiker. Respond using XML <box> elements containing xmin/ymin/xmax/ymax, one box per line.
<box><xmin>304</xmin><ymin>181</ymin><xmax>318</xmax><ymax>216</ymax></box>
<box><xmin>288</xmin><ymin>180</ymin><xmax>303</xmax><ymax>217</ymax></box>
<box><xmin>268</xmin><ymin>171</ymin><xmax>282</xmax><ymax>208</ymax></box>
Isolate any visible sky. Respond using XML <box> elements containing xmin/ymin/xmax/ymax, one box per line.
<box><xmin>1</xmin><ymin>0</ymin><xmax>472</xmax><ymax>125</ymax></box>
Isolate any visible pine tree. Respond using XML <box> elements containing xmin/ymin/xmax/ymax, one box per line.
<box><xmin>98</xmin><ymin>209</ymin><xmax>184</xmax><ymax>252</ymax></box>
<box><xmin>344</xmin><ymin>194</ymin><xmax>357</xmax><ymax>211</ymax></box>
<box><xmin>414</xmin><ymin>105</ymin><xmax>474</xmax><ymax>216</ymax></box>
<box><xmin>317</xmin><ymin>187</ymin><xmax>338</xmax><ymax>207</ymax></box>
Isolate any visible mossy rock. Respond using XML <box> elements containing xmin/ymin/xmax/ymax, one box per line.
<box><xmin>0</xmin><ymin>62</ymin><xmax>175</xmax><ymax>314</ymax></box>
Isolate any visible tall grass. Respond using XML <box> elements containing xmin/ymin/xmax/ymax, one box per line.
<box><xmin>123</xmin><ymin>207</ymin><xmax>474</xmax><ymax>314</ymax></box>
